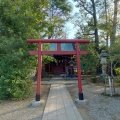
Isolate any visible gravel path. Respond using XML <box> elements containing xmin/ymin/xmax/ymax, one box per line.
<box><xmin>0</xmin><ymin>84</ymin><xmax>50</xmax><ymax>120</ymax></box>
<box><xmin>0</xmin><ymin>82</ymin><xmax>120</xmax><ymax>120</ymax></box>
<box><xmin>66</xmin><ymin>83</ymin><xmax>120</xmax><ymax>120</ymax></box>
<box><xmin>0</xmin><ymin>100</ymin><xmax>44</xmax><ymax>120</ymax></box>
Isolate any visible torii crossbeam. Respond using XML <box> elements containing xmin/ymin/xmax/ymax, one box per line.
<box><xmin>27</xmin><ymin>39</ymin><xmax>90</xmax><ymax>101</ymax></box>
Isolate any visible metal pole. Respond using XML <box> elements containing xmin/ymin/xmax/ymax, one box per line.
<box><xmin>76</xmin><ymin>42</ymin><xmax>84</xmax><ymax>100</ymax></box>
<box><xmin>36</xmin><ymin>42</ymin><xmax>42</xmax><ymax>101</ymax></box>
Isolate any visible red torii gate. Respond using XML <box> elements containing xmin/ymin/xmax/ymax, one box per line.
<box><xmin>27</xmin><ymin>39</ymin><xmax>90</xmax><ymax>101</ymax></box>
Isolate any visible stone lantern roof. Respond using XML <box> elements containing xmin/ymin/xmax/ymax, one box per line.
<box><xmin>100</xmin><ymin>50</ymin><xmax>109</xmax><ymax>57</ymax></box>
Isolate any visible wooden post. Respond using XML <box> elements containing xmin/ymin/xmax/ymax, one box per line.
<box><xmin>36</xmin><ymin>42</ymin><xmax>42</xmax><ymax>101</ymax></box>
<box><xmin>76</xmin><ymin>42</ymin><xmax>84</xmax><ymax>100</ymax></box>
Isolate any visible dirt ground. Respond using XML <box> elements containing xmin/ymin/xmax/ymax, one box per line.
<box><xmin>0</xmin><ymin>84</ymin><xmax>50</xmax><ymax>120</ymax></box>
<box><xmin>66</xmin><ymin>83</ymin><xmax>95</xmax><ymax>120</ymax></box>
<box><xmin>0</xmin><ymin>80</ymin><xmax>120</xmax><ymax>120</ymax></box>
<box><xmin>66</xmin><ymin>82</ymin><xmax>120</xmax><ymax>120</ymax></box>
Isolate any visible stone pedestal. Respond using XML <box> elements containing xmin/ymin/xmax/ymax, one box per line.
<box><xmin>31</xmin><ymin>100</ymin><xmax>41</xmax><ymax>107</ymax></box>
<box><xmin>75</xmin><ymin>99</ymin><xmax>88</xmax><ymax>105</ymax></box>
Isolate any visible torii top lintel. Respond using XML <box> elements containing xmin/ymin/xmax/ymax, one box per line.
<box><xmin>27</xmin><ymin>39</ymin><xmax>90</xmax><ymax>55</ymax></box>
<box><xmin>27</xmin><ymin>39</ymin><xmax>90</xmax><ymax>43</ymax></box>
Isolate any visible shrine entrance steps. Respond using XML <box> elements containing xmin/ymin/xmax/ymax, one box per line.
<box><xmin>42</xmin><ymin>84</ymin><xmax>83</xmax><ymax>120</ymax></box>
<box><xmin>50</xmin><ymin>76</ymin><xmax>64</xmax><ymax>80</ymax></box>
<box><xmin>41</xmin><ymin>76</ymin><xmax>89</xmax><ymax>84</ymax></box>
<box><xmin>50</xmin><ymin>76</ymin><xmax>78</xmax><ymax>80</ymax></box>
<box><xmin>42</xmin><ymin>75</ymin><xmax>91</xmax><ymax>81</ymax></box>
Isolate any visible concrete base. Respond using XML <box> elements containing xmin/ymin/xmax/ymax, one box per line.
<box><xmin>31</xmin><ymin>100</ymin><xmax>41</xmax><ymax>107</ymax></box>
<box><xmin>75</xmin><ymin>99</ymin><xmax>88</xmax><ymax>105</ymax></box>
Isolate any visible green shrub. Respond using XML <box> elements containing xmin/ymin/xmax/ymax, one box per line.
<box><xmin>0</xmin><ymin>77</ymin><xmax>33</xmax><ymax>100</ymax></box>
<box><xmin>114</xmin><ymin>68</ymin><xmax>120</xmax><ymax>85</ymax></box>
<box><xmin>80</xmin><ymin>43</ymin><xmax>100</xmax><ymax>75</ymax></box>
<box><xmin>114</xmin><ymin>76</ymin><xmax>120</xmax><ymax>86</ymax></box>
<box><xmin>114</xmin><ymin>68</ymin><xmax>120</xmax><ymax>75</ymax></box>
<box><xmin>0</xmin><ymin>37</ymin><xmax>36</xmax><ymax>100</ymax></box>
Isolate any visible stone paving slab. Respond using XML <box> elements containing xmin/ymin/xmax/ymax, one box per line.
<box><xmin>42</xmin><ymin>84</ymin><xmax>83</xmax><ymax>120</ymax></box>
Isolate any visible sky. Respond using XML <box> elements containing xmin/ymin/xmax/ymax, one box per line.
<box><xmin>65</xmin><ymin>0</ymin><xmax>79</xmax><ymax>39</ymax></box>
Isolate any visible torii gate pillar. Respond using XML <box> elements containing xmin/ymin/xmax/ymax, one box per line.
<box><xmin>76</xmin><ymin>42</ymin><xmax>83</xmax><ymax>100</ymax></box>
<box><xmin>36</xmin><ymin>42</ymin><xmax>42</xmax><ymax>101</ymax></box>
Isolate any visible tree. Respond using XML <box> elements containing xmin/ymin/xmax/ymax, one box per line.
<box><xmin>0</xmin><ymin>0</ymin><xmax>50</xmax><ymax>38</ymax></box>
<box><xmin>80</xmin><ymin>43</ymin><xmax>100</xmax><ymax>75</ymax></box>
<box><xmin>97</xmin><ymin>0</ymin><xmax>120</xmax><ymax>47</ymax></box>
<box><xmin>48</xmin><ymin>0</ymin><xmax>72</xmax><ymax>39</ymax></box>
<box><xmin>73</xmin><ymin>0</ymin><xmax>99</xmax><ymax>52</ymax></box>
<box><xmin>0</xmin><ymin>0</ymin><xmax>53</xmax><ymax>100</ymax></box>
<box><xmin>108</xmin><ymin>40</ymin><xmax>120</xmax><ymax>75</ymax></box>
<box><xmin>110</xmin><ymin>0</ymin><xmax>118</xmax><ymax>46</ymax></box>
<box><xmin>0</xmin><ymin>0</ymin><xmax>72</xmax><ymax>100</ymax></box>
<box><xmin>97</xmin><ymin>0</ymin><xmax>111</xmax><ymax>48</ymax></box>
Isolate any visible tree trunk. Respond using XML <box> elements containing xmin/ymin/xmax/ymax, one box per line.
<box><xmin>92</xmin><ymin>0</ymin><xmax>99</xmax><ymax>52</ymax></box>
<box><xmin>110</xmin><ymin>0</ymin><xmax>118</xmax><ymax>46</ymax></box>
<box><xmin>104</xmin><ymin>0</ymin><xmax>109</xmax><ymax>48</ymax></box>
<box><xmin>106</xmin><ymin>34</ymin><xmax>109</xmax><ymax>48</ymax></box>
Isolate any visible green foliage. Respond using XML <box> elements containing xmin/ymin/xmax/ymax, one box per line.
<box><xmin>51</xmin><ymin>0</ymin><xmax>71</xmax><ymax>14</ymax></box>
<box><xmin>107</xmin><ymin>41</ymin><xmax>120</xmax><ymax>76</ymax></box>
<box><xmin>0</xmin><ymin>0</ymin><xmax>49</xmax><ymax>38</ymax></box>
<box><xmin>109</xmin><ymin>41</ymin><xmax>120</xmax><ymax>62</ymax></box>
<box><xmin>114</xmin><ymin>68</ymin><xmax>120</xmax><ymax>75</ymax></box>
<box><xmin>0</xmin><ymin>0</ymin><xmax>51</xmax><ymax>100</ymax></box>
<box><xmin>42</xmin><ymin>55</ymin><xmax>56</xmax><ymax>65</ymax></box>
<box><xmin>48</xmin><ymin>0</ymin><xmax>72</xmax><ymax>38</ymax></box>
<box><xmin>114</xmin><ymin>67</ymin><xmax>120</xmax><ymax>85</ymax></box>
<box><xmin>0</xmin><ymin>37</ymin><xmax>35</xmax><ymax>100</ymax></box>
<box><xmin>0</xmin><ymin>78</ymin><xmax>33</xmax><ymax>100</ymax></box>
<box><xmin>80</xmin><ymin>43</ymin><xmax>100</xmax><ymax>74</ymax></box>
<box><xmin>42</xmin><ymin>43</ymin><xmax>57</xmax><ymax>65</ymax></box>
<box><xmin>0</xmin><ymin>0</ymin><xmax>71</xmax><ymax>100</ymax></box>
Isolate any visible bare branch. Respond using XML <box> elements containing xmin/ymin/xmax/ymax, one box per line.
<box><xmin>113</xmin><ymin>60</ymin><xmax>119</xmax><ymax>69</ymax></box>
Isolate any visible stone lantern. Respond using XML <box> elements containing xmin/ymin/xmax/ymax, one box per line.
<box><xmin>100</xmin><ymin>50</ymin><xmax>109</xmax><ymax>76</ymax></box>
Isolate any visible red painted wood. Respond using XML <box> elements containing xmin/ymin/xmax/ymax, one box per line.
<box><xmin>36</xmin><ymin>42</ymin><xmax>42</xmax><ymax>95</ymax></box>
<box><xmin>29</xmin><ymin>51</ymin><xmax>38</xmax><ymax>55</ymax></box>
<box><xmin>27</xmin><ymin>39</ymin><xmax>90</xmax><ymax>43</ymax></box>
<box><xmin>27</xmin><ymin>39</ymin><xmax>90</xmax><ymax>101</ymax></box>
<box><xmin>57</xmin><ymin>43</ymin><xmax>61</xmax><ymax>52</ymax></box>
<box><xmin>76</xmin><ymin>42</ymin><xmax>83</xmax><ymax>93</ymax></box>
<box><xmin>29</xmin><ymin>50</ymin><xmax>88</xmax><ymax>55</ymax></box>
